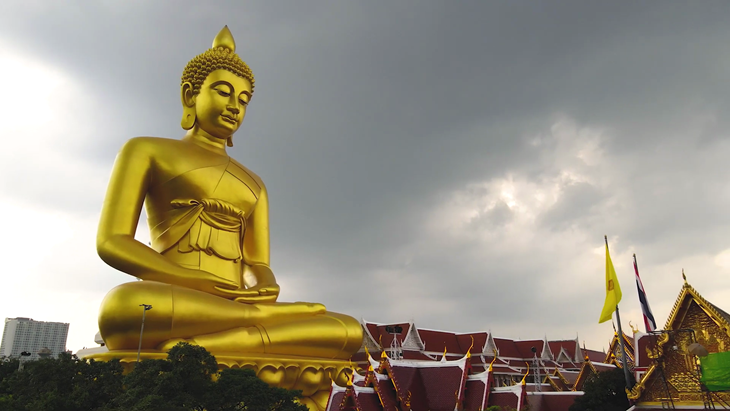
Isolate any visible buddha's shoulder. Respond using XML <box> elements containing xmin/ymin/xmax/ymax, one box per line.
<box><xmin>227</xmin><ymin>157</ymin><xmax>266</xmax><ymax>192</ymax></box>
<box><xmin>119</xmin><ymin>137</ymin><xmax>187</xmax><ymax>156</ymax></box>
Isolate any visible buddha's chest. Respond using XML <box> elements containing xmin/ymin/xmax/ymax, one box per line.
<box><xmin>148</xmin><ymin>148</ymin><xmax>261</xmax><ymax>216</ymax></box>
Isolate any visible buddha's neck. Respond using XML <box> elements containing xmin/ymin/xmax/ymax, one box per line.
<box><xmin>183</xmin><ymin>129</ymin><xmax>228</xmax><ymax>155</ymax></box>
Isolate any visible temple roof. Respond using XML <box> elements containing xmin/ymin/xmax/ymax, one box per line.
<box><xmin>385</xmin><ymin>356</ymin><xmax>469</xmax><ymax>411</ymax></box>
<box><xmin>332</xmin><ymin>320</ymin><xmax>617</xmax><ymax>410</ymax></box>
<box><xmin>629</xmin><ymin>279</ymin><xmax>730</xmax><ymax>403</ymax></box>
<box><xmin>664</xmin><ymin>280</ymin><xmax>730</xmax><ymax>333</ymax></box>
<box><xmin>582</xmin><ymin>348</ymin><xmax>606</xmax><ymax>363</ymax></box>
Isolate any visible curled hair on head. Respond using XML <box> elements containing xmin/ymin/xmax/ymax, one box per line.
<box><xmin>181</xmin><ymin>47</ymin><xmax>255</xmax><ymax>96</ymax></box>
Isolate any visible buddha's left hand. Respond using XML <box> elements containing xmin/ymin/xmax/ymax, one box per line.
<box><xmin>214</xmin><ymin>284</ymin><xmax>280</xmax><ymax>303</ymax></box>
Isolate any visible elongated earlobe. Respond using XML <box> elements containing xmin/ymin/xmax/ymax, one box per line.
<box><xmin>180</xmin><ymin>82</ymin><xmax>196</xmax><ymax>130</ymax></box>
<box><xmin>181</xmin><ymin>107</ymin><xmax>196</xmax><ymax>130</ymax></box>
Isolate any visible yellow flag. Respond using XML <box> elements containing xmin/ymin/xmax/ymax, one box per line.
<box><xmin>599</xmin><ymin>240</ymin><xmax>622</xmax><ymax>323</ymax></box>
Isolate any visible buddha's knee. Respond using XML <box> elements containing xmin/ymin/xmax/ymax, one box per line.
<box><xmin>98</xmin><ymin>281</ymin><xmax>173</xmax><ymax>350</ymax></box>
<box><xmin>329</xmin><ymin>313</ymin><xmax>364</xmax><ymax>355</ymax></box>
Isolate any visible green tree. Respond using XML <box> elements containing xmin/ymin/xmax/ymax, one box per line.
<box><xmin>0</xmin><ymin>357</ymin><xmax>20</xmax><ymax>407</ymax></box>
<box><xmin>109</xmin><ymin>342</ymin><xmax>217</xmax><ymax>411</ymax></box>
<box><xmin>109</xmin><ymin>342</ymin><xmax>307</xmax><ymax>411</ymax></box>
<box><xmin>205</xmin><ymin>368</ymin><xmax>307</xmax><ymax>411</ymax></box>
<box><xmin>569</xmin><ymin>367</ymin><xmax>635</xmax><ymax>411</ymax></box>
<box><xmin>0</xmin><ymin>353</ymin><xmax>123</xmax><ymax>411</ymax></box>
<box><xmin>0</xmin><ymin>343</ymin><xmax>309</xmax><ymax>411</ymax></box>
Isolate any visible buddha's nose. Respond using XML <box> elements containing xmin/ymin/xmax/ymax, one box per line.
<box><xmin>227</xmin><ymin>105</ymin><xmax>240</xmax><ymax>115</ymax></box>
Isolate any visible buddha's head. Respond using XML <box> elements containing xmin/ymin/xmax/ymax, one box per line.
<box><xmin>180</xmin><ymin>26</ymin><xmax>255</xmax><ymax>146</ymax></box>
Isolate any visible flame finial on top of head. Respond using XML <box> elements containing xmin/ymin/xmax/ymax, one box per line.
<box><xmin>212</xmin><ymin>25</ymin><xmax>236</xmax><ymax>52</ymax></box>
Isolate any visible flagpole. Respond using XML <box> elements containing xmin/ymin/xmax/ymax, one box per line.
<box><xmin>614</xmin><ymin>305</ymin><xmax>633</xmax><ymax>389</ymax></box>
<box><xmin>605</xmin><ymin>236</ymin><xmax>632</xmax><ymax>390</ymax></box>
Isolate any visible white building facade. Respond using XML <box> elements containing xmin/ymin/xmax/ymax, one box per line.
<box><xmin>0</xmin><ymin>317</ymin><xmax>69</xmax><ymax>360</ymax></box>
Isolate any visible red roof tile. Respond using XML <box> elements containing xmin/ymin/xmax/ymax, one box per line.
<box><xmin>526</xmin><ymin>392</ymin><xmax>582</xmax><ymax>411</ymax></box>
<box><xmin>494</xmin><ymin>338</ymin><xmax>521</xmax><ymax>358</ymax></box>
<box><xmin>463</xmin><ymin>378</ymin><xmax>489</xmax><ymax>411</ymax></box>
<box><xmin>514</xmin><ymin>340</ymin><xmax>544</xmax><ymax>358</ymax></box>
<box><xmin>420</xmin><ymin>366</ymin><xmax>467</xmax><ymax>410</ymax></box>
<box><xmin>591</xmin><ymin>362</ymin><xmax>616</xmax><ymax>372</ymax></box>
<box><xmin>489</xmin><ymin>391</ymin><xmax>520</xmax><ymax>409</ymax></box>
<box><xmin>325</xmin><ymin>390</ymin><xmax>347</xmax><ymax>411</ymax></box>
<box><xmin>371</xmin><ymin>374</ymin><xmax>398</xmax><ymax>411</ymax></box>
<box><xmin>582</xmin><ymin>348</ymin><xmax>605</xmax><ymax>363</ymax></box>
<box><xmin>416</xmin><ymin>329</ymin><xmax>488</xmax><ymax>354</ymax></box>
<box><xmin>561</xmin><ymin>370</ymin><xmax>580</xmax><ymax>385</ymax></box>
<box><xmin>353</xmin><ymin>388</ymin><xmax>382</xmax><ymax>411</ymax></box>
<box><xmin>548</xmin><ymin>340</ymin><xmax>579</xmax><ymax>362</ymax></box>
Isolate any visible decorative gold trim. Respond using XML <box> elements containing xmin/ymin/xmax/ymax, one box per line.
<box><xmin>554</xmin><ymin>367</ymin><xmax>570</xmax><ymax>386</ymax></box>
<box><xmin>603</xmin><ymin>331</ymin><xmax>635</xmax><ymax>364</ymax></box>
<box><xmin>544</xmin><ymin>374</ymin><xmax>564</xmax><ymax>392</ymax></box>
<box><xmin>572</xmin><ymin>360</ymin><xmax>598</xmax><ymax>391</ymax></box>
<box><xmin>664</xmin><ymin>281</ymin><xmax>730</xmax><ymax>337</ymax></box>
<box><xmin>627</xmin><ymin>363</ymin><xmax>656</xmax><ymax>400</ymax></box>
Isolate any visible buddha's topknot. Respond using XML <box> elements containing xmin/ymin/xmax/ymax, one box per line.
<box><xmin>181</xmin><ymin>47</ymin><xmax>255</xmax><ymax>95</ymax></box>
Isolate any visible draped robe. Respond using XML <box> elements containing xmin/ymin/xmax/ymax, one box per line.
<box><xmin>143</xmin><ymin>151</ymin><xmax>269</xmax><ymax>289</ymax></box>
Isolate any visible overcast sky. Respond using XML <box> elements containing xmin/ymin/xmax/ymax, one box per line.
<box><xmin>2</xmin><ymin>1</ymin><xmax>730</xmax><ymax>354</ymax></box>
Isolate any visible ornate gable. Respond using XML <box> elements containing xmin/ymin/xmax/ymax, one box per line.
<box><xmin>604</xmin><ymin>331</ymin><xmax>635</xmax><ymax>367</ymax></box>
<box><xmin>540</xmin><ymin>336</ymin><xmax>554</xmax><ymax>361</ymax></box>
<box><xmin>628</xmin><ymin>279</ymin><xmax>730</xmax><ymax>406</ymax></box>
<box><xmin>484</xmin><ymin>332</ymin><xmax>498</xmax><ymax>356</ymax></box>
<box><xmin>556</xmin><ymin>347</ymin><xmax>573</xmax><ymax>365</ymax></box>
<box><xmin>401</xmin><ymin>323</ymin><xmax>425</xmax><ymax>351</ymax></box>
<box><xmin>665</xmin><ymin>281</ymin><xmax>730</xmax><ymax>347</ymax></box>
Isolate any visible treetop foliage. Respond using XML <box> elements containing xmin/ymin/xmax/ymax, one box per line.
<box><xmin>0</xmin><ymin>342</ymin><xmax>308</xmax><ymax>411</ymax></box>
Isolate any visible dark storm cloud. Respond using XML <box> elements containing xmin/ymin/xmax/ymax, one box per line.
<box><xmin>3</xmin><ymin>1</ymin><xmax>730</xmax><ymax>349</ymax></box>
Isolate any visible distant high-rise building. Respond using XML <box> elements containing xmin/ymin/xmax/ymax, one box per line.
<box><xmin>0</xmin><ymin>317</ymin><xmax>69</xmax><ymax>360</ymax></box>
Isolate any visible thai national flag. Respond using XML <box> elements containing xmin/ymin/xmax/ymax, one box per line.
<box><xmin>634</xmin><ymin>254</ymin><xmax>657</xmax><ymax>332</ymax></box>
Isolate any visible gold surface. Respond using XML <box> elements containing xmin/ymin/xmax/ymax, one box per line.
<box><xmin>91</xmin><ymin>26</ymin><xmax>362</xmax><ymax>410</ymax></box>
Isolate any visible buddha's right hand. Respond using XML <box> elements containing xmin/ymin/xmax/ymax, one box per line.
<box><xmin>166</xmin><ymin>268</ymin><xmax>241</xmax><ymax>297</ymax></box>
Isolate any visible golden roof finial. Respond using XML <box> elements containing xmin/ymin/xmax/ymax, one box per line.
<box><xmin>521</xmin><ymin>362</ymin><xmax>530</xmax><ymax>385</ymax></box>
<box><xmin>364</xmin><ymin>345</ymin><xmax>371</xmax><ymax>360</ymax></box>
<box><xmin>442</xmin><ymin>346</ymin><xmax>448</xmax><ymax>360</ymax></box>
<box><xmin>682</xmin><ymin>268</ymin><xmax>687</xmax><ymax>283</ymax></box>
<box><xmin>466</xmin><ymin>335</ymin><xmax>474</xmax><ymax>359</ymax></box>
<box><xmin>212</xmin><ymin>25</ymin><xmax>236</xmax><ymax>52</ymax></box>
<box><xmin>488</xmin><ymin>355</ymin><xmax>497</xmax><ymax>372</ymax></box>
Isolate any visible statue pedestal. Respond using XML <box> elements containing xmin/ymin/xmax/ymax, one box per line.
<box><xmin>81</xmin><ymin>350</ymin><xmax>351</xmax><ymax>411</ymax></box>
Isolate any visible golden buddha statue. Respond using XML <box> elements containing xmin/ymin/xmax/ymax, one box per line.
<box><xmin>91</xmin><ymin>27</ymin><xmax>362</xmax><ymax>408</ymax></box>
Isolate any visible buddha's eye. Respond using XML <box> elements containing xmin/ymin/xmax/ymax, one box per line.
<box><xmin>239</xmin><ymin>99</ymin><xmax>248</xmax><ymax>106</ymax></box>
<box><xmin>217</xmin><ymin>89</ymin><xmax>231</xmax><ymax>97</ymax></box>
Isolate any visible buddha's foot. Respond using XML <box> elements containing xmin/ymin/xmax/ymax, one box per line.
<box><xmin>192</xmin><ymin>326</ymin><xmax>267</xmax><ymax>354</ymax></box>
<box><xmin>251</xmin><ymin>302</ymin><xmax>326</xmax><ymax>323</ymax></box>
<box><xmin>156</xmin><ymin>326</ymin><xmax>267</xmax><ymax>355</ymax></box>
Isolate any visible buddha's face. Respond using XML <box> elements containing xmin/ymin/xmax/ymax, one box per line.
<box><xmin>193</xmin><ymin>69</ymin><xmax>252</xmax><ymax>139</ymax></box>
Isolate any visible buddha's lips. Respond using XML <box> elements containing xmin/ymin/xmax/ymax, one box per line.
<box><xmin>221</xmin><ymin>115</ymin><xmax>237</xmax><ymax>124</ymax></box>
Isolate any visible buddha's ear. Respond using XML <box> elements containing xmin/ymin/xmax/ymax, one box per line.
<box><xmin>181</xmin><ymin>82</ymin><xmax>195</xmax><ymax>107</ymax></box>
<box><xmin>181</xmin><ymin>82</ymin><xmax>196</xmax><ymax>130</ymax></box>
